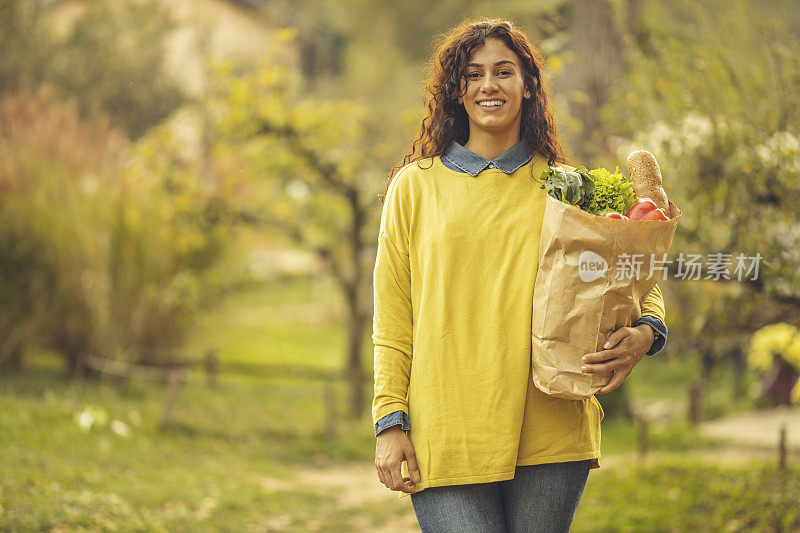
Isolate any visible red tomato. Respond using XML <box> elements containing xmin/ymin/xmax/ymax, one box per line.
<box><xmin>604</xmin><ymin>212</ymin><xmax>629</xmax><ymax>220</ymax></box>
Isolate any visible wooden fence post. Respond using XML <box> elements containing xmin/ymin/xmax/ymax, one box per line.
<box><xmin>205</xmin><ymin>349</ymin><xmax>218</xmax><ymax>388</ymax></box>
<box><xmin>779</xmin><ymin>423</ymin><xmax>787</xmax><ymax>472</ymax></box>
<box><xmin>73</xmin><ymin>352</ymin><xmax>87</xmax><ymax>384</ymax></box>
<box><xmin>161</xmin><ymin>368</ymin><xmax>183</xmax><ymax>427</ymax></box>
<box><xmin>688</xmin><ymin>379</ymin><xmax>703</xmax><ymax>426</ymax></box>
<box><xmin>324</xmin><ymin>380</ymin><xmax>337</xmax><ymax>439</ymax></box>
<box><xmin>638</xmin><ymin>416</ymin><xmax>649</xmax><ymax>460</ymax></box>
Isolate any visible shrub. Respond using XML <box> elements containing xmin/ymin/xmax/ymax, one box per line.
<box><xmin>0</xmin><ymin>87</ymin><xmax>230</xmax><ymax>371</ymax></box>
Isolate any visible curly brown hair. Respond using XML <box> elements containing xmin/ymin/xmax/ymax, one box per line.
<box><xmin>378</xmin><ymin>18</ymin><xmax>566</xmax><ymax>203</ymax></box>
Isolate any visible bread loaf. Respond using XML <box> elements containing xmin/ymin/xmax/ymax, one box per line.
<box><xmin>626</xmin><ymin>150</ymin><xmax>668</xmax><ymax>212</ymax></box>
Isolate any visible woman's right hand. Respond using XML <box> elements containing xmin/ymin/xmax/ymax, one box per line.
<box><xmin>375</xmin><ymin>426</ymin><xmax>421</xmax><ymax>494</ymax></box>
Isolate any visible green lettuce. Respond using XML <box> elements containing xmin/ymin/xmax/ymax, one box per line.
<box><xmin>585</xmin><ymin>166</ymin><xmax>637</xmax><ymax>216</ymax></box>
<box><xmin>540</xmin><ymin>165</ymin><xmax>637</xmax><ymax>217</ymax></box>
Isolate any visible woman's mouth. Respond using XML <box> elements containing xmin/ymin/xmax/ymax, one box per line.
<box><xmin>477</xmin><ymin>99</ymin><xmax>505</xmax><ymax>111</ymax></box>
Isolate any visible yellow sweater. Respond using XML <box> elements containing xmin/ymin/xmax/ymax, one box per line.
<box><xmin>372</xmin><ymin>155</ymin><xmax>666</xmax><ymax>497</ymax></box>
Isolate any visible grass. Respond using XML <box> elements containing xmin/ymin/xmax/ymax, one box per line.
<box><xmin>575</xmin><ymin>458</ymin><xmax>800</xmax><ymax>532</ymax></box>
<box><xmin>1</xmin><ymin>273</ymin><xmax>796</xmax><ymax>531</ymax></box>
<box><xmin>186</xmin><ymin>274</ymin><xmax>350</xmax><ymax>370</ymax></box>
<box><xmin>0</xmin><ymin>353</ymin><xmax>381</xmax><ymax>531</ymax></box>
<box><xmin>625</xmin><ymin>349</ymin><xmax>761</xmax><ymax>421</ymax></box>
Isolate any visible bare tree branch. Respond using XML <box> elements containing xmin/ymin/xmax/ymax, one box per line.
<box><xmin>232</xmin><ymin>208</ymin><xmax>349</xmax><ymax>288</ymax></box>
<box><xmin>257</xmin><ymin>120</ymin><xmax>357</xmax><ymax>197</ymax></box>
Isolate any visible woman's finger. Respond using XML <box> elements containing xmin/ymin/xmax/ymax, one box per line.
<box><xmin>584</xmin><ymin>335</ymin><xmax>633</xmax><ymax>363</ymax></box>
<box><xmin>597</xmin><ymin>369</ymin><xmax>627</xmax><ymax>394</ymax></box>
<box><xmin>377</xmin><ymin>466</ymin><xmax>388</xmax><ymax>488</ymax></box>
<box><xmin>390</xmin><ymin>463</ymin><xmax>415</xmax><ymax>493</ymax></box>
<box><xmin>387</xmin><ymin>462</ymin><xmax>404</xmax><ymax>491</ymax></box>
<box><xmin>603</xmin><ymin>327</ymin><xmax>632</xmax><ymax>349</ymax></box>
<box><xmin>392</xmin><ymin>472</ymin><xmax>413</xmax><ymax>493</ymax></box>
<box><xmin>582</xmin><ymin>358</ymin><xmax>623</xmax><ymax>374</ymax></box>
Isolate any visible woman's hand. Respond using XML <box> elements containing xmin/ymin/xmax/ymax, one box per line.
<box><xmin>375</xmin><ymin>426</ymin><xmax>421</xmax><ymax>494</ymax></box>
<box><xmin>581</xmin><ymin>324</ymin><xmax>655</xmax><ymax>394</ymax></box>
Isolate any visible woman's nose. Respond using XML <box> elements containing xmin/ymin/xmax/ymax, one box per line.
<box><xmin>480</xmin><ymin>74</ymin><xmax>498</xmax><ymax>92</ymax></box>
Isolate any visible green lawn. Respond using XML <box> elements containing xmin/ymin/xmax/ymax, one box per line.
<box><xmin>575</xmin><ymin>457</ymin><xmax>800</xmax><ymax>532</ymax></box>
<box><xmin>1</xmin><ymin>274</ymin><xmax>797</xmax><ymax>531</ymax></box>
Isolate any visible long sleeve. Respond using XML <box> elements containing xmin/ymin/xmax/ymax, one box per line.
<box><xmin>371</xmin><ymin>170</ymin><xmax>414</xmax><ymax>428</ymax></box>
<box><xmin>638</xmin><ymin>284</ymin><xmax>668</xmax><ymax>355</ymax></box>
<box><xmin>375</xmin><ymin>410</ymin><xmax>412</xmax><ymax>437</ymax></box>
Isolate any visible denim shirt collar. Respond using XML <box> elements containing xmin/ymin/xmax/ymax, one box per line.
<box><xmin>442</xmin><ymin>139</ymin><xmax>533</xmax><ymax>177</ymax></box>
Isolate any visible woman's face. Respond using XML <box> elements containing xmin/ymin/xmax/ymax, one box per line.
<box><xmin>459</xmin><ymin>37</ymin><xmax>530</xmax><ymax>139</ymax></box>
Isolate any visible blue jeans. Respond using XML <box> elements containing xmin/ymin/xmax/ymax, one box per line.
<box><xmin>410</xmin><ymin>460</ymin><xmax>592</xmax><ymax>532</ymax></box>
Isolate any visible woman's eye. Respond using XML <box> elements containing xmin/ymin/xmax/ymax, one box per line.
<box><xmin>467</xmin><ymin>72</ymin><xmax>481</xmax><ymax>79</ymax></box>
<box><xmin>498</xmin><ymin>70</ymin><xmax>512</xmax><ymax>76</ymax></box>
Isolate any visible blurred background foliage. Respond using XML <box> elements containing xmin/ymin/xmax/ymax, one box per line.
<box><xmin>1</xmin><ymin>0</ymin><xmax>798</xmax><ymax>423</ymax></box>
<box><xmin>0</xmin><ymin>0</ymin><xmax>186</xmax><ymax>138</ymax></box>
<box><xmin>0</xmin><ymin>86</ymin><xmax>231</xmax><ymax>372</ymax></box>
<box><xmin>1</xmin><ymin>0</ymin><xmax>800</xmax><ymax>530</ymax></box>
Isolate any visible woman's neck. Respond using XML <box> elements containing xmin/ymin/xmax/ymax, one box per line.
<box><xmin>463</xmin><ymin>129</ymin><xmax>520</xmax><ymax>161</ymax></box>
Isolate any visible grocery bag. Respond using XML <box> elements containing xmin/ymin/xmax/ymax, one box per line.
<box><xmin>531</xmin><ymin>194</ymin><xmax>682</xmax><ymax>399</ymax></box>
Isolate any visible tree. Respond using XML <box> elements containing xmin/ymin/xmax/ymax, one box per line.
<box><xmin>599</xmin><ymin>0</ymin><xmax>800</xmax><ymax>389</ymax></box>
<box><xmin>0</xmin><ymin>0</ymin><xmax>185</xmax><ymax>139</ymax></box>
<box><xmin>559</xmin><ymin>0</ymin><xmax>625</xmax><ymax>162</ymax></box>
<box><xmin>204</xmin><ymin>56</ymin><xmax>387</xmax><ymax>418</ymax></box>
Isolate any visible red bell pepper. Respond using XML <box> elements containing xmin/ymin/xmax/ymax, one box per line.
<box><xmin>625</xmin><ymin>198</ymin><xmax>659</xmax><ymax>220</ymax></box>
<box><xmin>640</xmin><ymin>207</ymin><xmax>669</xmax><ymax>221</ymax></box>
<box><xmin>604</xmin><ymin>212</ymin><xmax>629</xmax><ymax>220</ymax></box>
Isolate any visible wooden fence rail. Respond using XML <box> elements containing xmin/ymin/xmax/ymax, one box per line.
<box><xmin>74</xmin><ymin>351</ymin><xmax>359</xmax><ymax>437</ymax></box>
<box><xmin>75</xmin><ymin>350</ymin><xmax>219</xmax><ymax>427</ymax></box>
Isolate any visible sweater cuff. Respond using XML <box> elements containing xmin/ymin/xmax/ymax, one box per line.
<box><xmin>375</xmin><ymin>410</ymin><xmax>411</xmax><ymax>437</ymax></box>
<box><xmin>635</xmin><ymin>315</ymin><xmax>668</xmax><ymax>356</ymax></box>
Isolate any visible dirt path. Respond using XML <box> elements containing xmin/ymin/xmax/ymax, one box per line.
<box><xmin>262</xmin><ymin>446</ymin><xmax>790</xmax><ymax>532</ymax></box>
<box><xmin>254</xmin><ymin>407</ymin><xmax>800</xmax><ymax>531</ymax></box>
<box><xmin>698</xmin><ymin>405</ymin><xmax>800</xmax><ymax>450</ymax></box>
<box><xmin>295</xmin><ymin>465</ymin><xmax>420</xmax><ymax>532</ymax></box>
<box><xmin>254</xmin><ymin>463</ymin><xmax>420</xmax><ymax>532</ymax></box>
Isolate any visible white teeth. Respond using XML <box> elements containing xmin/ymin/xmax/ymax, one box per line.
<box><xmin>478</xmin><ymin>100</ymin><xmax>504</xmax><ymax>107</ymax></box>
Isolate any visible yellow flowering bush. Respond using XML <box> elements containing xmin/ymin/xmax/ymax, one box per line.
<box><xmin>747</xmin><ymin>323</ymin><xmax>800</xmax><ymax>371</ymax></box>
<box><xmin>747</xmin><ymin>323</ymin><xmax>800</xmax><ymax>404</ymax></box>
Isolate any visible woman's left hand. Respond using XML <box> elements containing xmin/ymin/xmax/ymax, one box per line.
<box><xmin>581</xmin><ymin>324</ymin><xmax>654</xmax><ymax>394</ymax></box>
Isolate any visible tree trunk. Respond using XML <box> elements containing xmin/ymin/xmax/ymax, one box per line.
<box><xmin>730</xmin><ymin>344</ymin><xmax>746</xmax><ymax>398</ymax></box>
<box><xmin>67</xmin><ymin>348</ymin><xmax>101</xmax><ymax>381</ymax></box>
<box><xmin>700</xmin><ymin>348</ymin><xmax>714</xmax><ymax>381</ymax></box>
<box><xmin>561</xmin><ymin>0</ymin><xmax>624</xmax><ymax>161</ymax></box>
<box><xmin>0</xmin><ymin>347</ymin><xmax>24</xmax><ymax>373</ymax></box>
<box><xmin>344</xmin><ymin>282</ymin><xmax>367</xmax><ymax>419</ymax></box>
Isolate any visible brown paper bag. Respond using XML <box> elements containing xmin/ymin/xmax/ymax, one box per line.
<box><xmin>531</xmin><ymin>194</ymin><xmax>682</xmax><ymax>399</ymax></box>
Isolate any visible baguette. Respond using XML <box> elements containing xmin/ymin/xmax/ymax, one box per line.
<box><xmin>626</xmin><ymin>150</ymin><xmax>669</xmax><ymax>212</ymax></box>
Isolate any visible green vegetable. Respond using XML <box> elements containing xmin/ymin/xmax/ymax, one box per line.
<box><xmin>585</xmin><ymin>166</ymin><xmax>637</xmax><ymax>216</ymax></box>
<box><xmin>539</xmin><ymin>166</ymin><xmax>595</xmax><ymax>210</ymax></box>
<box><xmin>539</xmin><ymin>165</ymin><xmax>637</xmax><ymax>217</ymax></box>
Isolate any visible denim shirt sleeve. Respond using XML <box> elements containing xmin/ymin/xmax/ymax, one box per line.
<box><xmin>635</xmin><ymin>315</ymin><xmax>668</xmax><ymax>356</ymax></box>
<box><xmin>375</xmin><ymin>410</ymin><xmax>411</xmax><ymax>437</ymax></box>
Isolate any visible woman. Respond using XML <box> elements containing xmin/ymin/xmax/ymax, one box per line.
<box><xmin>372</xmin><ymin>19</ymin><xmax>667</xmax><ymax>532</ymax></box>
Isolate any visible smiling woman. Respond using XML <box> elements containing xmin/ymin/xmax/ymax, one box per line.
<box><xmin>371</xmin><ymin>17</ymin><xmax>666</xmax><ymax>533</ymax></box>
<box><xmin>379</xmin><ymin>19</ymin><xmax>565</xmax><ymax>190</ymax></box>
<box><xmin>459</xmin><ymin>39</ymin><xmax>531</xmax><ymax>159</ymax></box>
